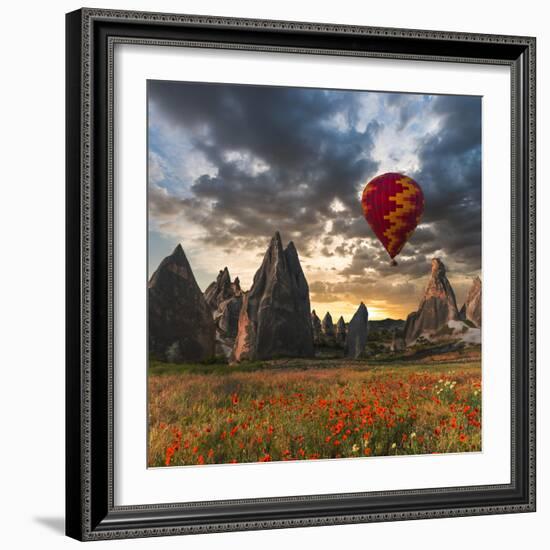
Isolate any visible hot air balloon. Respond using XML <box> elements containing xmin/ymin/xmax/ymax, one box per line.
<box><xmin>361</xmin><ymin>172</ymin><xmax>424</xmax><ymax>265</ymax></box>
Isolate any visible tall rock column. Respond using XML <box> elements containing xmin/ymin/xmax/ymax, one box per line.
<box><xmin>336</xmin><ymin>316</ymin><xmax>347</xmax><ymax>345</ymax></box>
<box><xmin>311</xmin><ymin>310</ymin><xmax>322</xmax><ymax>345</ymax></box>
<box><xmin>345</xmin><ymin>303</ymin><xmax>369</xmax><ymax>358</ymax></box>
<box><xmin>148</xmin><ymin>244</ymin><xmax>215</xmax><ymax>362</ymax></box>
<box><xmin>321</xmin><ymin>312</ymin><xmax>335</xmax><ymax>343</ymax></box>
<box><xmin>404</xmin><ymin>258</ymin><xmax>460</xmax><ymax>344</ymax></box>
<box><xmin>232</xmin><ymin>232</ymin><xmax>314</xmax><ymax>361</ymax></box>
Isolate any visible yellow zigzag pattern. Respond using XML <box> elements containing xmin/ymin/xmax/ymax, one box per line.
<box><xmin>383</xmin><ymin>177</ymin><xmax>419</xmax><ymax>255</ymax></box>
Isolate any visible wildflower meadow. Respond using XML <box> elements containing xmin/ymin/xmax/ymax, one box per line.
<box><xmin>148</xmin><ymin>358</ymin><xmax>481</xmax><ymax>467</ymax></box>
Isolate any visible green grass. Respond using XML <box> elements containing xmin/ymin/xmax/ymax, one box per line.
<box><xmin>149</xmin><ymin>359</ymin><xmax>266</xmax><ymax>376</ymax></box>
<box><xmin>149</xmin><ymin>344</ymin><xmax>481</xmax><ymax>376</ymax></box>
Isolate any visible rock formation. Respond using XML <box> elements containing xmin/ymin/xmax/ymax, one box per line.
<box><xmin>204</xmin><ymin>267</ymin><xmax>241</xmax><ymax>309</ymax></box>
<box><xmin>148</xmin><ymin>244</ymin><xmax>215</xmax><ymax>362</ymax></box>
<box><xmin>322</xmin><ymin>312</ymin><xmax>335</xmax><ymax>340</ymax></box>
<box><xmin>345</xmin><ymin>303</ymin><xmax>369</xmax><ymax>358</ymax></box>
<box><xmin>204</xmin><ymin>268</ymin><xmax>243</xmax><ymax>358</ymax></box>
<box><xmin>460</xmin><ymin>276</ymin><xmax>482</xmax><ymax>328</ymax></box>
<box><xmin>403</xmin><ymin>258</ymin><xmax>460</xmax><ymax>344</ymax></box>
<box><xmin>336</xmin><ymin>316</ymin><xmax>347</xmax><ymax>345</ymax></box>
<box><xmin>311</xmin><ymin>310</ymin><xmax>322</xmax><ymax>345</ymax></box>
<box><xmin>232</xmin><ymin>232</ymin><xmax>314</xmax><ymax>361</ymax></box>
<box><xmin>447</xmin><ymin>319</ymin><xmax>481</xmax><ymax>344</ymax></box>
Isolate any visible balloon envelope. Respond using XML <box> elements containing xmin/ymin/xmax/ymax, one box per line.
<box><xmin>361</xmin><ymin>172</ymin><xmax>424</xmax><ymax>259</ymax></box>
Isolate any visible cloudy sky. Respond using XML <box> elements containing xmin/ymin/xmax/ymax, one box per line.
<box><xmin>148</xmin><ymin>80</ymin><xmax>481</xmax><ymax>320</ymax></box>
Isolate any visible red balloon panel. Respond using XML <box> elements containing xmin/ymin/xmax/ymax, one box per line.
<box><xmin>361</xmin><ymin>173</ymin><xmax>424</xmax><ymax>259</ymax></box>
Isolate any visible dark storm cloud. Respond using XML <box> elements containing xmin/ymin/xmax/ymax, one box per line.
<box><xmin>412</xmin><ymin>95</ymin><xmax>482</xmax><ymax>269</ymax></box>
<box><xmin>149</xmin><ymin>81</ymin><xmax>380</xmax><ymax>254</ymax></box>
<box><xmin>149</xmin><ymin>81</ymin><xmax>481</xmax><ymax>303</ymax></box>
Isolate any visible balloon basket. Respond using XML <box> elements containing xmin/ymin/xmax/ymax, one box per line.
<box><xmin>390</xmin><ymin>259</ymin><xmax>398</xmax><ymax>267</ymax></box>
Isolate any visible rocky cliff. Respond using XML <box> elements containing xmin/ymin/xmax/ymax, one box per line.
<box><xmin>403</xmin><ymin>258</ymin><xmax>460</xmax><ymax>344</ymax></box>
<box><xmin>460</xmin><ymin>276</ymin><xmax>482</xmax><ymax>328</ymax></box>
<box><xmin>204</xmin><ymin>267</ymin><xmax>241</xmax><ymax>309</ymax></box>
<box><xmin>148</xmin><ymin>244</ymin><xmax>215</xmax><ymax>362</ymax></box>
<box><xmin>232</xmin><ymin>232</ymin><xmax>314</xmax><ymax>361</ymax></box>
<box><xmin>204</xmin><ymin>267</ymin><xmax>243</xmax><ymax>358</ymax></box>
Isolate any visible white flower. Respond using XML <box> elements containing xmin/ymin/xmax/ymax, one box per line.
<box><xmin>391</xmin><ymin>442</ymin><xmax>397</xmax><ymax>449</ymax></box>
<box><xmin>352</xmin><ymin>444</ymin><xmax>359</xmax><ymax>453</ymax></box>
<box><xmin>410</xmin><ymin>432</ymin><xmax>416</xmax><ymax>439</ymax></box>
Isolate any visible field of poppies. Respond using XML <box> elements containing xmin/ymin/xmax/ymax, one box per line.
<box><xmin>148</xmin><ymin>358</ymin><xmax>481</xmax><ymax>467</ymax></box>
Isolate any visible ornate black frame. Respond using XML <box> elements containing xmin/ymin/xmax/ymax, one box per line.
<box><xmin>66</xmin><ymin>7</ymin><xmax>536</xmax><ymax>541</ymax></box>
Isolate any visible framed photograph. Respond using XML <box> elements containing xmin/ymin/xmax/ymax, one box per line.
<box><xmin>65</xmin><ymin>8</ymin><xmax>536</xmax><ymax>541</ymax></box>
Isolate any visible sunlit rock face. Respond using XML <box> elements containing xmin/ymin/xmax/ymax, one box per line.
<box><xmin>460</xmin><ymin>276</ymin><xmax>482</xmax><ymax>328</ymax></box>
<box><xmin>404</xmin><ymin>258</ymin><xmax>460</xmax><ymax>344</ymax></box>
